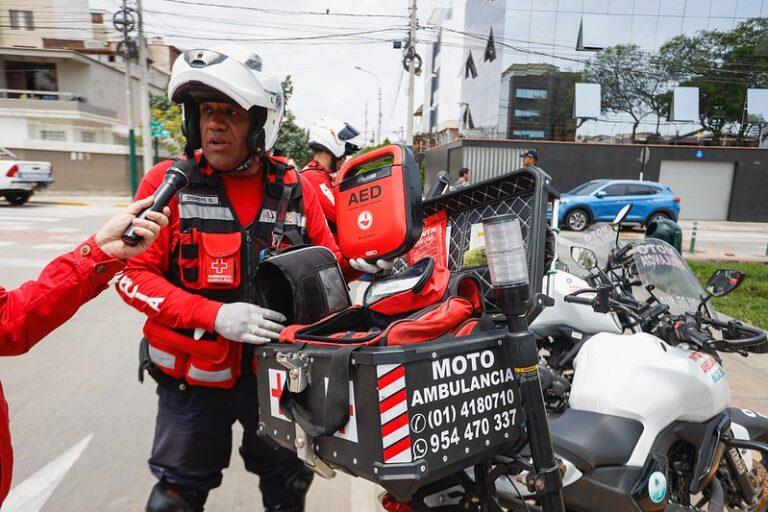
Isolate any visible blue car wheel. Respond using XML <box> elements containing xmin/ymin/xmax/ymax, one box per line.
<box><xmin>565</xmin><ymin>208</ymin><xmax>590</xmax><ymax>231</ymax></box>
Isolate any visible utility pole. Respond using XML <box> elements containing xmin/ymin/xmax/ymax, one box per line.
<box><xmin>405</xmin><ymin>0</ymin><xmax>418</xmax><ymax>147</ymax></box>
<box><xmin>377</xmin><ymin>84</ymin><xmax>382</xmax><ymax>145</ymax></box>
<box><xmin>364</xmin><ymin>99</ymin><xmax>368</xmax><ymax>147</ymax></box>
<box><xmin>137</xmin><ymin>0</ymin><xmax>152</xmax><ymax>173</ymax></box>
<box><xmin>354</xmin><ymin>66</ymin><xmax>383</xmax><ymax>145</ymax></box>
<box><xmin>114</xmin><ymin>0</ymin><xmax>139</xmax><ymax>195</ymax></box>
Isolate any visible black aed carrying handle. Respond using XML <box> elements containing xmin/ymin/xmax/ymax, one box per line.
<box><xmin>279</xmin><ymin>345</ymin><xmax>359</xmax><ymax>438</ymax></box>
<box><xmin>336</xmin><ymin>143</ymin><xmax>410</xmax><ymax>184</ymax></box>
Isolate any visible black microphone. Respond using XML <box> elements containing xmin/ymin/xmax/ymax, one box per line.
<box><xmin>122</xmin><ymin>160</ymin><xmax>192</xmax><ymax>247</ymax></box>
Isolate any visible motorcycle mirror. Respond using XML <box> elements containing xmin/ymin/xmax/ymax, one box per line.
<box><xmin>571</xmin><ymin>246</ymin><xmax>598</xmax><ymax>271</ymax></box>
<box><xmin>706</xmin><ymin>269</ymin><xmax>745</xmax><ymax>297</ymax></box>
<box><xmin>611</xmin><ymin>204</ymin><xmax>633</xmax><ymax>226</ymax></box>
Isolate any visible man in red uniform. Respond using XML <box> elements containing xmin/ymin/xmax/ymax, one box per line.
<box><xmin>117</xmin><ymin>50</ymin><xmax>385</xmax><ymax>512</ymax></box>
<box><xmin>301</xmin><ymin>118</ymin><xmax>364</xmax><ymax>235</ymax></box>
<box><xmin>0</xmin><ymin>197</ymin><xmax>169</xmax><ymax>505</ymax></box>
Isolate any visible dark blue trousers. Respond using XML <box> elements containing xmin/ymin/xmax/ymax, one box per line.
<box><xmin>149</xmin><ymin>375</ymin><xmax>309</xmax><ymax>509</ymax></box>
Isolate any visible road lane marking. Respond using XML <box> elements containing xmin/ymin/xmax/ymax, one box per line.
<box><xmin>0</xmin><ymin>215</ymin><xmax>58</xmax><ymax>223</ymax></box>
<box><xmin>2</xmin><ymin>434</ymin><xmax>93</xmax><ymax>512</ymax></box>
<box><xmin>31</xmin><ymin>244</ymin><xmax>74</xmax><ymax>251</ymax></box>
<box><xmin>0</xmin><ymin>259</ymin><xmax>51</xmax><ymax>268</ymax></box>
<box><xmin>44</xmin><ymin>227</ymin><xmax>81</xmax><ymax>233</ymax></box>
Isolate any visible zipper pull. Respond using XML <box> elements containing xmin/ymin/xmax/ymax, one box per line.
<box><xmin>244</xmin><ymin>229</ymin><xmax>252</xmax><ymax>243</ymax></box>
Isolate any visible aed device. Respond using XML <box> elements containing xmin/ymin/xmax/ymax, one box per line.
<box><xmin>334</xmin><ymin>144</ymin><xmax>423</xmax><ymax>261</ymax></box>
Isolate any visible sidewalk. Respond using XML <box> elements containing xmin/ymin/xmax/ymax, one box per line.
<box><xmin>31</xmin><ymin>192</ymin><xmax>131</xmax><ymax>208</ymax></box>
<box><xmin>678</xmin><ymin>220</ymin><xmax>768</xmax><ymax>233</ymax></box>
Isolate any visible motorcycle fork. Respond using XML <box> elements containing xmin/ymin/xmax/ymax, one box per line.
<box><xmin>724</xmin><ymin>444</ymin><xmax>757</xmax><ymax>506</ymax></box>
<box><xmin>724</xmin><ymin>437</ymin><xmax>768</xmax><ymax>507</ymax></box>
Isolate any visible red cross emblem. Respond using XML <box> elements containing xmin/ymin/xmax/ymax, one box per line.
<box><xmin>339</xmin><ymin>403</ymin><xmax>354</xmax><ymax>434</ymax></box>
<box><xmin>271</xmin><ymin>371</ymin><xmax>284</xmax><ymax>415</ymax></box>
<box><xmin>211</xmin><ymin>258</ymin><xmax>229</xmax><ymax>274</ymax></box>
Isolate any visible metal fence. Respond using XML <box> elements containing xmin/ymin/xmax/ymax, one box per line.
<box><xmin>448</xmin><ymin>145</ymin><xmax>531</xmax><ymax>183</ymax></box>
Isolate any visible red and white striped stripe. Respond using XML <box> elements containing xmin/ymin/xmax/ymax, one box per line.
<box><xmin>377</xmin><ymin>364</ymin><xmax>412</xmax><ymax>464</ymax></box>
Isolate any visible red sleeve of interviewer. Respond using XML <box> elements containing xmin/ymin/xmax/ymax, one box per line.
<box><xmin>0</xmin><ymin>236</ymin><xmax>124</xmax><ymax>356</ymax></box>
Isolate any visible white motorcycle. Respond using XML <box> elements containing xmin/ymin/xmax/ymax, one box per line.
<box><xmin>420</xmin><ymin>238</ymin><xmax>768</xmax><ymax>511</ymax></box>
<box><xmin>531</xmin><ymin>208</ymin><xmax>630</xmax><ymax>410</ymax></box>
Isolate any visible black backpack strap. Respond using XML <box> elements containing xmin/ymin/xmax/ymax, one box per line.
<box><xmin>271</xmin><ymin>164</ymin><xmax>304</xmax><ymax>247</ymax></box>
<box><xmin>280</xmin><ymin>345</ymin><xmax>359</xmax><ymax>438</ymax></box>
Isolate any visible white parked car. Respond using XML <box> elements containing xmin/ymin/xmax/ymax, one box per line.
<box><xmin>0</xmin><ymin>147</ymin><xmax>53</xmax><ymax>205</ymax></box>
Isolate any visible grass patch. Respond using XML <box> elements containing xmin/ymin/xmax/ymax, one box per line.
<box><xmin>687</xmin><ymin>260</ymin><xmax>768</xmax><ymax>330</ymax></box>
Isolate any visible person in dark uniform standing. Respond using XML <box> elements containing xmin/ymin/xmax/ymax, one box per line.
<box><xmin>521</xmin><ymin>149</ymin><xmax>540</xmax><ymax>169</ymax></box>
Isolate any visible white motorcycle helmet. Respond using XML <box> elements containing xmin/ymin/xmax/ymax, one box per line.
<box><xmin>168</xmin><ymin>49</ymin><xmax>284</xmax><ymax>160</ymax></box>
<box><xmin>308</xmin><ymin>118</ymin><xmax>363</xmax><ymax>159</ymax></box>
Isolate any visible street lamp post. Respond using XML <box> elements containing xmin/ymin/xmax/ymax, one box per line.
<box><xmin>354</xmin><ymin>66</ymin><xmax>382</xmax><ymax>145</ymax></box>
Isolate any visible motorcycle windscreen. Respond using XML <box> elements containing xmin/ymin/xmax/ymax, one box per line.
<box><xmin>557</xmin><ymin>222</ymin><xmax>617</xmax><ymax>277</ymax></box>
<box><xmin>580</xmin><ymin>222</ymin><xmax>616</xmax><ymax>269</ymax></box>
<box><xmin>631</xmin><ymin>238</ymin><xmax>715</xmax><ymax>318</ymax></box>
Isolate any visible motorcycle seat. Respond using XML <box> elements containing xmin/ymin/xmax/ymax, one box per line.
<box><xmin>549</xmin><ymin>409</ymin><xmax>644</xmax><ymax>472</ymax></box>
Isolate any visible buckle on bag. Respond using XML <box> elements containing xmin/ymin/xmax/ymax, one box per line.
<box><xmin>294</xmin><ymin>423</ymin><xmax>336</xmax><ymax>479</ymax></box>
<box><xmin>277</xmin><ymin>352</ymin><xmax>336</xmax><ymax>479</ymax></box>
<box><xmin>277</xmin><ymin>352</ymin><xmax>311</xmax><ymax>393</ymax></box>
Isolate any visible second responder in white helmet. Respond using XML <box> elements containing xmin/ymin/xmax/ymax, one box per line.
<box><xmin>167</xmin><ymin>48</ymin><xmax>284</xmax><ymax>171</ymax></box>
<box><xmin>301</xmin><ymin>118</ymin><xmax>364</xmax><ymax>235</ymax></box>
<box><xmin>307</xmin><ymin>117</ymin><xmax>364</xmax><ymax>171</ymax></box>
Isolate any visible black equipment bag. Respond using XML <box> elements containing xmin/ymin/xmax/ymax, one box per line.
<box><xmin>256</xmin><ymin>167</ymin><xmax>558</xmax><ymax>500</ymax></box>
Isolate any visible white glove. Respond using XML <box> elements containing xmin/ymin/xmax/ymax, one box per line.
<box><xmin>349</xmin><ymin>258</ymin><xmax>395</xmax><ymax>275</ymax></box>
<box><xmin>213</xmin><ymin>302</ymin><xmax>286</xmax><ymax>345</ymax></box>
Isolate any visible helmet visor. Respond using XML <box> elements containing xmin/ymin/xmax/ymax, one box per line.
<box><xmin>339</xmin><ymin>124</ymin><xmax>362</xmax><ymax>155</ymax></box>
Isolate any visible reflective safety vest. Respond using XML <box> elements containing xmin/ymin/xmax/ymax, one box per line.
<box><xmin>144</xmin><ymin>157</ymin><xmax>308</xmax><ymax>388</ymax></box>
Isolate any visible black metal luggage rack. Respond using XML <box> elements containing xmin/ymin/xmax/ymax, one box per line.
<box><xmin>256</xmin><ymin>166</ymin><xmax>558</xmax><ymax>501</ymax></box>
<box><xmin>422</xmin><ymin>166</ymin><xmax>558</xmax><ymax>312</ymax></box>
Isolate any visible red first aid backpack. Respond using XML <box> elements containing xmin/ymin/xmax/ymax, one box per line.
<box><xmin>278</xmin><ymin>258</ymin><xmax>483</xmax><ymax>347</ymax></box>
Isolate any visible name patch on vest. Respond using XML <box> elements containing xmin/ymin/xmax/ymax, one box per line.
<box><xmin>180</xmin><ymin>193</ymin><xmax>220</xmax><ymax>206</ymax></box>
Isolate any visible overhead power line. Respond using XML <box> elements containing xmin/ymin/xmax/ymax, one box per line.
<box><xmin>155</xmin><ymin>0</ymin><xmax>408</xmax><ymax>18</ymax></box>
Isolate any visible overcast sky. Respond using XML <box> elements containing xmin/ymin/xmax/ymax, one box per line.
<box><xmin>93</xmin><ymin>0</ymin><xmax>448</xmax><ymax>143</ymax></box>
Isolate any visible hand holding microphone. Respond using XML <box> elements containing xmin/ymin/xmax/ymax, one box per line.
<box><xmin>122</xmin><ymin>160</ymin><xmax>193</xmax><ymax>247</ymax></box>
<box><xmin>96</xmin><ymin>198</ymin><xmax>171</xmax><ymax>260</ymax></box>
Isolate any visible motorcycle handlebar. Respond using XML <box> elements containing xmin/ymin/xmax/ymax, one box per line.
<box><xmin>680</xmin><ymin>324</ymin><xmax>714</xmax><ymax>347</ymax></box>
<box><xmin>708</xmin><ymin>319</ymin><xmax>768</xmax><ymax>349</ymax></box>
<box><xmin>563</xmin><ymin>295</ymin><xmax>595</xmax><ymax>306</ymax></box>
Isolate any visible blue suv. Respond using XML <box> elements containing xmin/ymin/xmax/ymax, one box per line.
<box><xmin>555</xmin><ymin>179</ymin><xmax>680</xmax><ymax>231</ymax></box>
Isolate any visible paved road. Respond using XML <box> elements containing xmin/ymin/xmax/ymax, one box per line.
<box><xmin>0</xmin><ymin>201</ymin><xmax>381</xmax><ymax>512</ymax></box>
<box><xmin>0</xmin><ymin>201</ymin><xmax>767</xmax><ymax>511</ymax></box>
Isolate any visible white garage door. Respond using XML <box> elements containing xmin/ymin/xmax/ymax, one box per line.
<box><xmin>658</xmin><ymin>161</ymin><xmax>734</xmax><ymax>220</ymax></box>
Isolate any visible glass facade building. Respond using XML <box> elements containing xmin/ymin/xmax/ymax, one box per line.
<box><xmin>419</xmin><ymin>0</ymin><xmax>766</xmax><ymax>140</ymax></box>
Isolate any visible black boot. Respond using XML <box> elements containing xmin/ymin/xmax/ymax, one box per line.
<box><xmin>146</xmin><ymin>483</ymin><xmax>208</xmax><ymax>512</ymax></box>
<box><xmin>263</xmin><ymin>466</ymin><xmax>315</xmax><ymax>512</ymax></box>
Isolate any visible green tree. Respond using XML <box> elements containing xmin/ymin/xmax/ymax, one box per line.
<box><xmin>150</xmin><ymin>93</ymin><xmax>184</xmax><ymax>155</ymax></box>
<box><xmin>275</xmin><ymin>75</ymin><xmax>313</xmax><ymax>166</ymax></box>
<box><xmin>657</xmin><ymin>18</ymin><xmax>768</xmax><ymax>145</ymax></box>
<box><xmin>584</xmin><ymin>44</ymin><xmax>671</xmax><ymax>141</ymax></box>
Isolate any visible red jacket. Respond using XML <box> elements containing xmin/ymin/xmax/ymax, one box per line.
<box><xmin>117</xmin><ymin>158</ymin><xmax>345</xmax><ymax>350</ymax></box>
<box><xmin>301</xmin><ymin>160</ymin><xmax>337</xmax><ymax>230</ymax></box>
<box><xmin>0</xmin><ymin>237</ymin><xmax>124</xmax><ymax>505</ymax></box>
